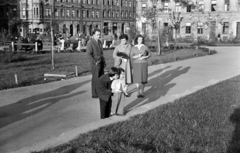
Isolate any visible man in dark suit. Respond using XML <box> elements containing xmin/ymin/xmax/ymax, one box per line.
<box><xmin>96</xmin><ymin>67</ymin><xmax>119</xmax><ymax>119</ymax></box>
<box><xmin>87</xmin><ymin>29</ymin><xmax>106</xmax><ymax>98</ymax></box>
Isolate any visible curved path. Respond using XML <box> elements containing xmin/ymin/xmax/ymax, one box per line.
<box><xmin>0</xmin><ymin>47</ymin><xmax>240</xmax><ymax>153</ymax></box>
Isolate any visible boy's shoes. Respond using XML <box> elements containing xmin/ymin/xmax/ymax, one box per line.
<box><xmin>137</xmin><ymin>94</ymin><xmax>144</xmax><ymax>98</ymax></box>
<box><xmin>116</xmin><ymin>114</ymin><xmax>125</xmax><ymax>116</ymax></box>
<box><xmin>92</xmin><ymin>95</ymin><xmax>98</xmax><ymax>98</ymax></box>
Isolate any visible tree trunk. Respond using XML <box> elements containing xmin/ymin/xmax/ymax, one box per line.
<box><xmin>174</xmin><ymin>28</ymin><xmax>177</xmax><ymax>50</ymax></box>
<box><xmin>157</xmin><ymin>21</ymin><xmax>161</xmax><ymax>55</ymax></box>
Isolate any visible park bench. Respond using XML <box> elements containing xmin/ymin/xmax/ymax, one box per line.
<box><xmin>4</xmin><ymin>42</ymin><xmax>40</xmax><ymax>52</ymax></box>
<box><xmin>44</xmin><ymin>71</ymin><xmax>75</xmax><ymax>80</ymax></box>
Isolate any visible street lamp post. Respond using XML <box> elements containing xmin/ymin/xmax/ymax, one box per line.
<box><xmin>50</xmin><ymin>0</ymin><xmax>55</xmax><ymax>69</ymax></box>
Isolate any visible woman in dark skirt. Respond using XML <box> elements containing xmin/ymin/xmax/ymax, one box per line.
<box><xmin>130</xmin><ymin>35</ymin><xmax>151</xmax><ymax>98</ymax></box>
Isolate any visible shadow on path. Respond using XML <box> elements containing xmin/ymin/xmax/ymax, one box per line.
<box><xmin>227</xmin><ymin>107</ymin><xmax>240</xmax><ymax>153</ymax></box>
<box><xmin>125</xmin><ymin>66</ymin><xmax>190</xmax><ymax>113</ymax></box>
<box><xmin>0</xmin><ymin>80</ymin><xmax>90</xmax><ymax>129</ymax></box>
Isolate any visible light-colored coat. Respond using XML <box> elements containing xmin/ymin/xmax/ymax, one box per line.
<box><xmin>113</xmin><ymin>43</ymin><xmax>133</xmax><ymax>84</ymax></box>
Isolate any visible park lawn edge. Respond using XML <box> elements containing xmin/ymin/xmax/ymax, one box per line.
<box><xmin>33</xmin><ymin>75</ymin><xmax>240</xmax><ymax>153</ymax></box>
<box><xmin>0</xmin><ymin>48</ymin><xmax>216</xmax><ymax>91</ymax></box>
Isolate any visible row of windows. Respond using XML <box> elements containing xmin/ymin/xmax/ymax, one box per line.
<box><xmin>163</xmin><ymin>22</ymin><xmax>230</xmax><ymax>34</ymax></box>
<box><xmin>55</xmin><ymin>0</ymin><xmax>135</xmax><ymax>7</ymax></box>
<box><xmin>142</xmin><ymin>0</ymin><xmax>233</xmax><ymax>14</ymax></box>
<box><xmin>22</xmin><ymin>8</ymin><xmax>135</xmax><ymax>19</ymax></box>
<box><xmin>53</xmin><ymin>9</ymin><xmax>133</xmax><ymax>18</ymax></box>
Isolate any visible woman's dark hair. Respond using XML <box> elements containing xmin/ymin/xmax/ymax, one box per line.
<box><xmin>118</xmin><ymin>67</ymin><xmax>125</xmax><ymax>75</ymax></box>
<box><xmin>92</xmin><ymin>29</ymin><xmax>101</xmax><ymax>35</ymax></box>
<box><xmin>119</xmin><ymin>34</ymin><xmax>128</xmax><ymax>41</ymax></box>
<box><xmin>108</xmin><ymin>67</ymin><xmax>119</xmax><ymax>77</ymax></box>
<box><xmin>134</xmin><ymin>35</ymin><xmax>145</xmax><ymax>45</ymax></box>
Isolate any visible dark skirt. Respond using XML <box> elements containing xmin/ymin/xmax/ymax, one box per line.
<box><xmin>132</xmin><ymin>62</ymin><xmax>148</xmax><ymax>84</ymax></box>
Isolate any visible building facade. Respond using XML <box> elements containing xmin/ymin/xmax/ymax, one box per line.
<box><xmin>0</xmin><ymin>0</ymin><xmax>19</xmax><ymax>34</ymax></box>
<box><xmin>18</xmin><ymin>0</ymin><xmax>136</xmax><ymax>37</ymax></box>
<box><xmin>137</xmin><ymin>0</ymin><xmax>240</xmax><ymax>40</ymax></box>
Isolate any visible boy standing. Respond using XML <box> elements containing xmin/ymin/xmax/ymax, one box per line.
<box><xmin>96</xmin><ymin>67</ymin><xmax>119</xmax><ymax>119</ymax></box>
<box><xmin>111</xmin><ymin>68</ymin><xmax>128</xmax><ymax>116</ymax></box>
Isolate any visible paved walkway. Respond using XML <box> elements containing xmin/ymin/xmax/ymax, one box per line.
<box><xmin>0</xmin><ymin>47</ymin><xmax>240</xmax><ymax>153</ymax></box>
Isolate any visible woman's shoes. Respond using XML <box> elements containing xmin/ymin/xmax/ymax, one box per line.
<box><xmin>137</xmin><ymin>94</ymin><xmax>144</xmax><ymax>98</ymax></box>
<box><xmin>124</xmin><ymin>93</ymin><xmax>130</xmax><ymax>97</ymax></box>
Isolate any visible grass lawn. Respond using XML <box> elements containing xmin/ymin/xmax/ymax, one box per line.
<box><xmin>0</xmin><ymin>48</ymin><xmax>214</xmax><ymax>90</ymax></box>
<box><xmin>34</xmin><ymin>75</ymin><xmax>240</xmax><ymax>153</ymax></box>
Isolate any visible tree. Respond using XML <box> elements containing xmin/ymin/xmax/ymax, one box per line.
<box><xmin>43</xmin><ymin>20</ymin><xmax>61</xmax><ymax>34</ymax></box>
<box><xmin>169</xmin><ymin>11</ymin><xmax>184</xmax><ymax>49</ymax></box>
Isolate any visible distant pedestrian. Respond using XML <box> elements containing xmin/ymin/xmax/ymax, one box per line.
<box><xmin>58</xmin><ymin>37</ymin><xmax>65</xmax><ymax>52</ymax></box>
<box><xmin>96</xmin><ymin>67</ymin><xmax>119</xmax><ymax>119</ymax></box>
<box><xmin>87</xmin><ymin>29</ymin><xmax>106</xmax><ymax>98</ymax></box>
<box><xmin>131</xmin><ymin>35</ymin><xmax>151</xmax><ymax>98</ymax></box>
<box><xmin>111</xmin><ymin>68</ymin><xmax>128</xmax><ymax>116</ymax></box>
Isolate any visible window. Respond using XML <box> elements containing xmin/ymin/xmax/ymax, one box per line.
<box><xmin>224</xmin><ymin>0</ymin><xmax>230</xmax><ymax>11</ymax></box>
<box><xmin>108</xmin><ymin>10</ymin><xmax>111</xmax><ymax>17</ymax></box>
<box><xmin>164</xmin><ymin>23</ymin><xmax>169</xmax><ymax>33</ymax></box>
<box><xmin>223</xmin><ymin>22</ymin><xmax>229</xmax><ymax>34</ymax></box>
<box><xmin>96</xmin><ymin>11</ymin><xmax>99</xmax><ymax>18</ymax></box>
<box><xmin>116</xmin><ymin>11</ymin><xmax>119</xmax><ymax>17</ymax></box>
<box><xmin>36</xmin><ymin>8</ymin><xmax>39</xmax><ymax>16</ymax></box>
<box><xmin>77</xmin><ymin>10</ymin><xmax>79</xmax><ymax>17</ymax></box>
<box><xmin>125</xmin><ymin>0</ymin><xmax>127</xmax><ymax>7</ymax></box>
<box><xmin>198</xmin><ymin>0</ymin><xmax>204</xmax><ymax>11</ymax></box>
<box><xmin>121</xmin><ymin>11</ymin><xmax>124</xmax><ymax>18</ymax></box>
<box><xmin>86</xmin><ymin>10</ymin><xmax>89</xmax><ymax>17</ymax></box>
<box><xmin>82</xmin><ymin>10</ymin><xmax>85</xmax><ymax>17</ymax></box>
<box><xmin>22</xmin><ymin>8</ymin><xmax>26</xmax><ymax>17</ymax></box>
<box><xmin>112</xmin><ymin>11</ymin><xmax>115</xmax><ymax>18</ymax></box>
<box><xmin>61</xmin><ymin>9</ymin><xmax>64</xmax><ymax>17</ymax></box>
<box><xmin>198</xmin><ymin>23</ymin><xmax>203</xmax><ymax>34</ymax></box>
<box><xmin>67</xmin><ymin>9</ymin><xmax>70</xmax><ymax>17</ymax></box>
<box><xmin>88</xmin><ymin>0</ymin><xmax>91</xmax><ymax>4</ymax></box>
<box><xmin>116</xmin><ymin>0</ymin><xmax>119</xmax><ymax>6</ymax></box>
<box><xmin>175</xmin><ymin>2</ymin><xmax>181</xmax><ymax>12</ymax></box>
<box><xmin>129</xmin><ymin>12</ymin><xmax>131</xmax><ymax>18</ymax></box>
<box><xmin>187</xmin><ymin>5</ymin><xmax>191</xmax><ymax>12</ymax></box>
<box><xmin>55</xmin><ymin>8</ymin><xmax>58</xmax><ymax>17</ymax></box>
<box><xmin>72</xmin><ymin>10</ymin><xmax>75</xmax><ymax>17</ymax></box>
<box><xmin>163</xmin><ymin>2</ymin><xmax>169</xmax><ymax>13</ymax></box>
<box><xmin>0</xmin><ymin>8</ymin><xmax>4</xmax><ymax>17</ymax></box>
<box><xmin>92</xmin><ymin>11</ymin><xmax>94</xmax><ymax>18</ymax></box>
<box><xmin>125</xmin><ymin>11</ymin><xmax>128</xmax><ymax>18</ymax></box>
<box><xmin>129</xmin><ymin>1</ymin><xmax>131</xmax><ymax>7</ymax></box>
<box><xmin>186</xmin><ymin>23</ymin><xmax>191</xmax><ymax>33</ymax></box>
<box><xmin>211</xmin><ymin>0</ymin><xmax>217</xmax><ymax>11</ymax></box>
<box><xmin>141</xmin><ymin>3</ymin><xmax>147</xmax><ymax>14</ymax></box>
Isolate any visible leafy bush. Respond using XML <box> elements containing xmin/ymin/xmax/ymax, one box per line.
<box><xmin>176</xmin><ymin>35</ymin><xmax>195</xmax><ymax>43</ymax></box>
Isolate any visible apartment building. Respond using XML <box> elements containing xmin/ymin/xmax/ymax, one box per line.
<box><xmin>18</xmin><ymin>0</ymin><xmax>136</xmax><ymax>37</ymax></box>
<box><xmin>137</xmin><ymin>0</ymin><xmax>240</xmax><ymax>40</ymax></box>
<box><xmin>0</xmin><ymin>0</ymin><xmax>19</xmax><ymax>34</ymax></box>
